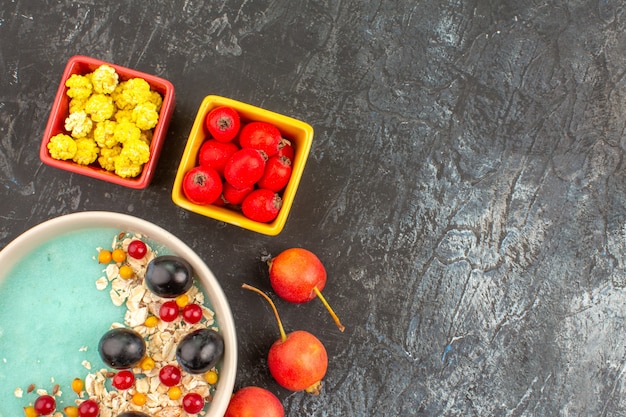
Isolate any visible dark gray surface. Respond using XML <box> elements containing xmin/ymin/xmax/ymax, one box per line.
<box><xmin>2</xmin><ymin>1</ymin><xmax>626</xmax><ymax>415</ymax></box>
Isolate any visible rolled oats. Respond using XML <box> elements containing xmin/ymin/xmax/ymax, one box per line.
<box><xmin>90</xmin><ymin>233</ymin><xmax>220</xmax><ymax>416</ymax></box>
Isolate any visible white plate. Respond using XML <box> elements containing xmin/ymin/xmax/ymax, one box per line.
<box><xmin>0</xmin><ymin>211</ymin><xmax>237</xmax><ymax>416</ymax></box>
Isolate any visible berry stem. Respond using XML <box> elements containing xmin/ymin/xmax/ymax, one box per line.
<box><xmin>242</xmin><ymin>283</ymin><xmax>287</xmax><ymax>342</ymax></box>
<box><xmin>313</xmin><ymin>287</ymin><xmax>345</xmax><ymax>332</ymax></box>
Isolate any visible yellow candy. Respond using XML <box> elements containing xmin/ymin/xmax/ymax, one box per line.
<box><xmin>112</xmin><ymin>248</ymin><xmax>126</xmax><ymax>263</ymax></box>
<box><xmin>205</xmin><ymin>370</ymin><xmax>218</xmax><ymax>385</ymax></box>
<box><xmin>144</xmin><ymin>316</ymin><xmax>159</xmax><ymax>327</ymax></box>
<box><xmin>98</xmin><ymin>249</ymin><xmax>112</xmax><ymax>264</ymax></box>
<box><xmin>23</xmin><ymin>406</ymin><xmax>37</xmax><ymax>417</ymax></box>
<box><xmin>140</xmin><ymin>356</ymin><xmax>155</xmax><ymax>371</ymax></box>
<box><xmin>175</xmin><ymin>294</ymin><xmax>189</xmax><ymax>308</ymax></box>
<box><xmin>168</xmin><ymin>386</ymin><xmax>182</xmax><ymax>400</ymax></box>
<box><xmin>132</xmin><ymin>392</ymin><xmax>147</xmax><ymax>406</ymax></box>
<box><xmin>119</xmin><ymin>265</ymin><xmax>134</xmax><ymax>279</ymax></box>
<box><xmin>71</xmin><ymin>378</ymin><xmax>84</xmax><ymax>395</ymax></box>
<box><xmin>64</xmin><ymin>406</ymin><xmax>79</xmax><ymax>417</ymax></box>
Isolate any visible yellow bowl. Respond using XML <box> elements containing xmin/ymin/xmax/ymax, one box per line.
<box><xmin>172</xmin><ymin>95</ymin><xmax>313</xmax><ymax>236</ymax></box>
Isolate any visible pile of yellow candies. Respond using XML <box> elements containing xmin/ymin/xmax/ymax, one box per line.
<box><xmin>47</xmin><ymin>64</ymin><xmax>163</xmax><ymax>178</ymax></box>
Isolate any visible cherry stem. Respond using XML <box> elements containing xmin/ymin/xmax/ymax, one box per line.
<box><xmin>313</xmin><ymin>287</ymin><xmax>345</xmax><ymax>332</ymax></box>
<box><xmin>242</xmin><ymin>283</ymin><xmax>287</xmax><ymax>342</ymax></box>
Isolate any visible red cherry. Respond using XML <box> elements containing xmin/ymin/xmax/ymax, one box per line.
<box><xmin>224</xmin><ymin>386</ymin><xmax>285</xmax><ymax>417</ymax></box>
<box><xmin>268</xmin><ymin>330</ymin><xmax>328</xmax><ymax>393</ymax></box>
<box><xmin>159</xmin><ymin>300</ymin><xmax>179</xmax><ymax>322</ymax></box>
<box><xmin>182</xmin><ymin>392</ymin><xmax>205</xmax><ymax>414</ymax></box>
<box><xmin>34</xmin><ymin>395</ymin><xmax>56</xmax><ymax>415</ymax></box>
<box><xmin>127</xmin><ymin>240</ymin><xmax>147</xmax><ymax>259</ymax></box>
<box><xmin>112</xmin><ymin>370</ymin><xmax>135</xmax><ymax>390</ymax></box>
<box><xmin>182</xmin><ymin>303</ymin><xmax>203</xmax><ymax>324</ymax></box>
<box><xmin>77</xmin><ymin>399</ymin><xmax>99</xmax><ymax>417</ymax></box>
<box><xmin>159</xmin><ymin>364</ymin><xmax>182</xmax><ymax>387</ymax></box>
<box><xmin>268</xmin><ymin>248</ymin><xmax>344</xmax><ymax>332</ymax></box>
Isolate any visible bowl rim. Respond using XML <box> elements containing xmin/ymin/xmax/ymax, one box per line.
<box><xmin>172</xmin><ymin>94</ymin><xmax>314</xmax><ymax>236</ymax></box>
<box><xmin>0</xmin><ymin>211</ymin><xmax>237</xmax><ymax>416</ymax></box>
<box><xmin>39</xmin><ymin>55</ymin><xmax>176</xmax><ymax>189</ymax></box>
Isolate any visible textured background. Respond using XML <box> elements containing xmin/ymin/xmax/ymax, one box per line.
<box><xmin>2</xmin><ymin>1</ymin><xmax>626</xmax><ymax>415</ymax></box>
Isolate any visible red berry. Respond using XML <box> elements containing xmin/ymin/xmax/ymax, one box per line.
<box><xmin>182</xmin><ymin>303</ymin><xmax>203</xmax><ymax>324</ymax></box>
<box><xmin>224</xmin><ymin>148</ymin><xmax>266</xmax><ymax>189</ymax></box>
<box><xmin>77</xmin><ymin>399</ymin><xmax>99</xmax><ymax>417</ymax></box>
<box><xmin>159</xmin><ymin>364</ymin><xmax>182</xmax><ymax>387</ymax></box>
<box><xmin>276</xmin><ymin>138</ymin><xmax>294</xmax><ymax>160</ymax></box>
<box><xmin>112</xmin><ymin>370</ymin><xmax>135</xmax><ymax>390</ymax></box>
<box><xmin>198</xmin><ymin>139</ymin><xmax>239</xmax><ymax>175</ymax></box>
<box><xmin>34</xmin><ymin>395</ymin><xmax>56</xmax><ymax>415</ymax></box>
<box><xmin>127</xmin><ymin>240</ymin><xmax>147</xmax><ymax>260</ymax></box>
<box><xmin>212</xmin><ymin>194</ymin><xmax>227</xmax><ymax>207</ymax></box>
<box><xmin>222</xmin><ymin>182</ymin><xmax>253</xmax><ymax>205</ymax></box>
<box><xmin>241</xmin><ymin>189</ymin><xmax>282</xmax><ymax>223</ymax></box>
<box><xmin>159</xmin><ymin>300</ymin><xmax>179</xmax><ymax>322</ymax></box>
<box><xmin>205</xmin><ymin>106</ymin><xmax>241</xmax><ymax>142</ymax></box>
<box><xmin>239</xmin><ymin>121</ymin><xmax>281</xmax><ymax>156</ymax></box>
<box><xmin>257</xmin><ymin>155</ymin><xmax>292</xmax><ymax>192</ymax></box>
<box><xmin>182</xmin><ymin>392</ymin><xmax>205</xmax><ymax>414</ymax></box>
<box><xmin>182</xmin><ymin>165</ymin><xmax>223</xmax><ymax>205</ymax></box>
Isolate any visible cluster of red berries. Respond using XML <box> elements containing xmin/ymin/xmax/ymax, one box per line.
<box><xmin>182</xmin><ymin>106</ymin><xmax>295</xmax><ymax>223</ymax></box>
<box><xmin>28</xmin><ymin>389</ymin><xmax>203</xmax><ymax>417</ymax></box>
<box><xmin>97</xmin><ymin>239</ymin><xmax>147</xmax><ymax>276</ymax></box>
<box><xmin>110</xmin><ymin>365</ymin><xmax>205</xmax><ymax>414</ymax></box>
<box><xmin>159</xmin><ymin>299</ymin><xmax>203</xmax><ymax>323</ymax></box>
<box><xmin>25</xmin><ymin>389</ymin><xmax>98</xmax><ymax>417</ymax></box>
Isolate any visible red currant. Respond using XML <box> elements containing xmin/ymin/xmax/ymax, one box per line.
<box><xmin>159</xmin><ymin>300</ymin><xmax>179</xmax><ymax>322</ymax></box>
<box><xmin>77</xmin><ymin>399</ymin><xmax>99</xmax><ymax>417</ymax></box>
<box><xmin>112</xmin><ymin>370</ymin><xmax>135</xmax><ymax>390</ymax></box>
<box><xmin>33</xmin><ymin>395</ymin><xmax>56</xmax><ymax>415</ymax></box>
<box><xmin>182</xmin><ymin>303</ymin><xmax>203</xmax><ymax>324</ymax></box>
<box><xmin>159</xmin><ymin>364</ymin><xmax>182</xmax><ymax>387</ymax></box>
<box><xmin>182</xmin><ymin>392</ymin><xmax>205</xmax><ymax>414</ymax></box>
<box><xmin>127</xmin><ymin>240</ymin><xmax>147</xmax><ymax>259</ymax></box>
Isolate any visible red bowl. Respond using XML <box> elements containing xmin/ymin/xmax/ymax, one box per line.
<box><xmin>40</xmin><ymin>55</ymin><xmax>175</xmax><ymax>189</ymax></box>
